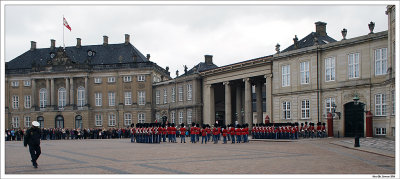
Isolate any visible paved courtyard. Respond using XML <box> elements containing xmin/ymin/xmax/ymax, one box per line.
<box><xmin>4</xmin><ymin>137</ymin><xmax>395</xmax><ymax>175</ymax></box>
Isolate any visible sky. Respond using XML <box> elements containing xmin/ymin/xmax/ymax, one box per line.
<box><xmin>3</xmin><ymin>2</ymin><xmax>391</xmax><ymax>76</ymax></box>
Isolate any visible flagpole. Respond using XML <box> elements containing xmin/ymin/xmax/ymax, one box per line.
<box><xmin>63</xmin><ymin>15</ymin><xmax>65</xmax><ymax>49</ymax></box>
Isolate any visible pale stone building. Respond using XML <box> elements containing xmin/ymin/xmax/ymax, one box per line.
<box><xmin>5</xmin><ymin>34</ymin><xmax>170</xmax><ymax>129</ymax></box>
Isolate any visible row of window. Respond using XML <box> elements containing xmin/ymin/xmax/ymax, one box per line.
<box><xmin>11</xmin><ymin>116</ymin><xmax>31</xmax><ymax>128</ymax></box>
<box><xmin>155</xmin><ymin>109</ymin><xmax>193</xmax><ymax>125</ymax></box>
<box><xmin>10</xmin><ymin>75</ymin><xmax>146</xmax><ymax>88</ymax></box>
<box><xmin>94</xmin><ymin>75</ymin><xmax>145</xmax><ymax>84</ymax></box>
<box><xmin>281</xmin><ymin>93</ymin><xmax>395</xmax><ymax>120</ymax></box>
<box><xmin>155</xmin><ymin>84</ymin><xmax>193</xmax><ymax>105</ymax></box>
<box><xmin>95</xmin><ymin>91</ymin><xmax>146</xmax><ymax>107</ymax></box>
<box><xmin>281</xmin><ymin>48</ymin><xmax>388</xmax><ymax>87</ymax></box>
<box><xmin>94</xmin><ymin>113</ymin><xmax>145</xmax><ymax>127</ymax></box>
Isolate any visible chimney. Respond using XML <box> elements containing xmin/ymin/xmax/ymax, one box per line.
<box><xmin>50</xmin><ymin>39</ymin><xmax>55</xmax><ymax>49</ymax></box>
<box><xmin>76</xmin><ymin>38</ymin><xmax>81</xmax><ymax>48</ymax></box>
<box><xmin>315</xmin><ymin>21</ymin><xmax>327</xmax><ymax>36</ymax></box>
<box><xmin>103</xmin><ymin>35</ymin><xmax>108</xmax><ymax>45</ymax></box>
<box><xmin>146</xmin><ymin>54</ymin><xmax>151</xmax><ymax>60</ymax></box>
<box><xmin>125</xmin><ymin>34</ymin><xmax>130</xmax><ymax>44</ymax></box>
<box><xmin>205</xmin><ymin>55</ymin><xmax>213</xmax><ymax>64</ymax></box>
<box><xmin>30</xmin><ymin>41</ymin><xmax>36</xmax><ymax>51</ymax></box>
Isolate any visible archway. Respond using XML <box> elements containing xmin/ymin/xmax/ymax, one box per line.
<box><xmin>344</xmin><ymin>102</ymin><xmax>364</xmax><ymax>137</ymax></box>
<box><xmin>37</xmin><ymin>116</ymin><xmax>44</xmax><ymax>128</ymax></box>
<box><xmin>55</xmin><ymin>115</ymin><xmax>64</xmax><ymax>128</ymax></box>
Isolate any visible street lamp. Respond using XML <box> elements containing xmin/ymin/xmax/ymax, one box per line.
<box><xmin>353</xmin><ymin>94</ymin><xmax>360</xmax><ymax>105</ymax></box>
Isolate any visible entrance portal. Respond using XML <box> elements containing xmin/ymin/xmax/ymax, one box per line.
<box><xmin>344</xmin><ymin>102</ymin><xmax>364</xmax><ymax>137</ymax></box>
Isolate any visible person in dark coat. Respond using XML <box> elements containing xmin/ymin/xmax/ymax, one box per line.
<box><xmin>23</xmin><ymin>121</ymin><xmax>41</xmax><ymax>168</ymax></box>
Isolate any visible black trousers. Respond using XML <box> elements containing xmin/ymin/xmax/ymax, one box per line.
<box><xmin>29</xmin><ymin>145</ymin><xmax>41</xmax><ymax>163</ymax></box>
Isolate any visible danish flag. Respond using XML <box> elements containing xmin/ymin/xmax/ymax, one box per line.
<box><xmin>63</xmin><ymin>17</ymin><xmax>71</xmax><ymax>31</ymax></box>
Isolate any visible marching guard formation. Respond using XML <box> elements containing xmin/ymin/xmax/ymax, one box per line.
<box><xmin>130</xmin><ymin>122</ymin><xmax>250</xmax><ymax>144</ymax></box>
<box><xmin>252</xmin><ymin>122</ymin><xmax>327</xmax><ymax>140</ymax></box>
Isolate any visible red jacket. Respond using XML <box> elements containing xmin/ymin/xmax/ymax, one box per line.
<box><xmin>180</xmin><ymin>128</ymin><xmax>186</xmax><ymax>136</ymax></box>
<box><xmin>171</xmin><ymin>127</ymin><xmax>177</xmax><ymax>135</ymax></box>
<box><xmin>222</xmin><ymin>129</ymin><xmax>228</xmax><ymax>137</ymax></box>
<box><xmin>190</xmin><ymin>127</ymin><xmax>196</xmax><ymax>135</ymax></box>
<box><xmin>212</xmin><ymin>128</ymin><xmax>218</xmax><ymax>135</ymax></box>
<box><xmin>235</xmin><ymin>128</ymin><xmax>241</xmax><ymax>135</ymax></box>
<box><xmin>201</xmin><ymin>129</ymin><xmax>207</xmax><ymax>136</ymax></box>
<box><xmin>195</xmin><ymin>127</ymin><xmax>200</xmax><ymax>135</ymax></box>
<box><xmin>230</xmin><ymin>128</ymin><xmax>235</xmax><ymax>135</ymax></box>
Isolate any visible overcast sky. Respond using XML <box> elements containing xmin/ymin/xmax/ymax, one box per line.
<box><xmin>3</xmin><ymin>3</ymin><xmax>390</xmax><ymax>76</ymax></box>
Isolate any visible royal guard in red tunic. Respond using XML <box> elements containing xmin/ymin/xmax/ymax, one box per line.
<box><xmin>235</xmin><ymin>125</ymin><xmax>242</xmax><ymax>143</ymax></box>
<box><xmin>179</xmin><ymin>123</ymin><xmax>186</xmax><ymax>143</ymax></box>
<box><xmin>217</xmin><ymin>125</ymin><xmax>222</xmax><ymax>141</ymax></box>
<box><xmin>251</xmin><ymin>124</ymin><xmax>256</xmax><ymax>139</ymax></box>
<box><xmin>303</xmin><ymin>122</ymin><xmax>309</xmax><ymax>138</ymax></box>
<box><xmin>309</xmin><ymin>123</ymin><xmax>315</xmax><ymax>138</ymax></box>
<box><xmin>322</xmin><ymin>123</ymin><xmax>327</xmax><ymax>138</ymax></box>
<box><xmin>274</xmin><ymin>126</ymin><xmax>279</xmax><ymax>139</ymax></box>
<box><xmin>230</xmin><ymin>125</ymin><xmax>236</xmax><ymax>143</ymax></box>
<box><xmin>190</xmin><ymin>122</ymin><xmax>196</xmax><ymax>143</ymax></box>
<box><xmin>201</xmin><ymin>125</ymin><xmax>207</xmax><ymax>144</ymax></box>
<box><xmin>317</xmin><ymin>122</ymin><xmax>322</xmax><ymax>138</ymax></box>
<box><xmin>195</xmin><ymin>124</ymin><xmax>200</xmax><ymax>143</ymax></box>
<box><xmin>222</xmin><ymin>125</ymin><xmax>228</xmax><ymax>144</ymax></box>
<box><xmin>212</xmin><ymin>125</ymin><xmax>218</xmax><ymax>144</ymax></box>
<box><xmin>171</xmin><ymin>124</ymin><xmax>177</xmax><ymax>143</ymax></box>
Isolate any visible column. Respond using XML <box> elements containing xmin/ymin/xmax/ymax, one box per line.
<box><xmin>32</xmin><ymin>79</ymin><xmax>37</xmax><ymax>108</ymax></box>
<box><xmin>46</xmin><ymin>79</ymin><xmax>50</xmax><ymax>106</ymax></box>
<box><xmin>224</xmin><ymin>81</ymin><xmax>232</xmax><ymax>125</ymax></box>
<box><xmin>65</xmin><ymin>78</ymin><xmax>70</xmax><ymax>105</ymax></box>
<box><xmin>244</xmin><ymin>78</ymin><xmax>253</xmax><ymax>129</ymax></box>
<box><xmin>210</xmin><ymin>85</ymin><xmax>215</xmax><ymax>125</ymax></box>
<box><xmin>51</xmin><ymin>78</ymin><xmax>55</xmax><ymax>106</ymax></box>
<box><xmin>85</xmin><ymin>77</ymin><xmax>88</xmax><ymax>106</ymax></box>
<box><xmin>265</xmin><ymin>73</ymin><xmax>273</xmax><ymax>122</ymax></box>
<box><xmin>70</xmin><ymin>77</ymin><xmax>74</xmax><ymax>106</ymax></box>
<box><xmin>236</xmin><ymin>85</ymin><xmax>242</xmax><ymax>124</ymax></box>
<box><xmin>256</xmin><ymin>80</ymin><xmax>263</xmax><ymax>124</ymax></box>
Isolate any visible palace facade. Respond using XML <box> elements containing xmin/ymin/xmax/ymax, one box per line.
<box><xmin>5</xmin><ymin>6</ymin><xmax>396</xmax><ymax>137</ymax></box>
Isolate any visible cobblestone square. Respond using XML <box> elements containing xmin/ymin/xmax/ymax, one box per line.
<box><xmin>3</xmin><ymin>137</ymin><xmax>395</xmax><ymax>175</ymax></box>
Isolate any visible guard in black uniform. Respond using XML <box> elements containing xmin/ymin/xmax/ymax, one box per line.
<box><xmin>24</xmin><ymin>121</ymin><xmax>41</xmax><ymax>168</ymax></box>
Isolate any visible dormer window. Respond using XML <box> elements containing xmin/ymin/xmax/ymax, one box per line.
<box><xmin>87</xmin><ymin>50</ymin><xmax>95</xmax><ymax>57</ymax></box>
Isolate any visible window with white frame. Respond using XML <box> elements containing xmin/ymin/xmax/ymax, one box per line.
<box><xmin>123</xmin><ymin>76</ymin><xmax>132</xmax><ymax>82</ymax></box>
<box><xmin>375</xmin><ymin>94</ymin><xmax>386</xmax><ymax>116</ymax></box>
<box><xmin>108</xmin><ymin>92</ymin><xmax>115</xmax><ymax>106</ymax></box>
<box><xmin>348</xmin><ymin>53</ymin><xmax>360</xmax><ymax>79</ymax></box>
<box><xmin>12</xmin><ymin>116</ymin><xmax>19</xmax><ymax>128</ymax></box>
<box><xmin>375</xmin><ymin>128</ymin><xmax>386</xmax><ymax>135</ymax></box>
<box><xmin>171</xmin><ymin>87</ymin><xmax>176</xmax><ymax>103</ymax></box>
<box><xmin>163</xmin><ymin>89</ymin><xmax>168</xmax><ymax>104</ymax></box>
<box><xmin>39</xmin><ymin>88</ymin><xmax>47</xmax><ymax>108</ymax></box>
<box><xmin>171</xmin><ymin>111</ymin><xmax>176</xmax><ymax>123</ymax></box>
<box><xmin>156</xmin><ymin>113</ymin><xmax>160</xmax><ymax>122</ymax></box>
<box><xmin>392</xmin><ymin>90</ymin><xmax>395</xmax><ymax>115</ymax></box>
<box><xmin>108</xmin><ymin>113</ymin><xmax>116</xmax><ymax>126</ymax></box>
<box><xmin>300</xmin><ymin>61</ymin><xmax>309</xmax><ymax>84</ymax></box>
<box><xmin>325</xmin><ymin>57</ymin><xmax>336</xmax><ymax>81</ymax></box>
<box><xmin>24</xmin><ymin>116</ymin><xmax>31</xmax><ymax>128</ymax></box>
<box><xmin>178</xmin><ymin>86</ymin><xmax>184</xmax><ymax>101</ymax></box>
<box><xmin>187</xmin><ymin>109</ymin><xmax>192</xmax><ymax>125</ymax></box>
<box><xmin>11</xmin><ymin>81</ymin><xmax>19</xmax><ymax>87</ymax></box>
<box><xmin>77</xmin><ymin>86</ymin><xmax>85</xmax><ymax>107</ymax></box>
<box><xmin>138</xmin><ymin>113</ymin><xmax>145</xmax><ymax>123</ymax></box>
<box><xmin>282</xmin><ymin>101</ymin><xmax>291</xmax><ymax>119</ymax></box>
<box><xmin>138</xmin><ymin>75</ymin><xmax>145</xmax><ymax>82</ymax></box>
<box><xmin>94</xmin><ymin>77</ymin><xmax>102</xmax><ymax>84</ymax></box>
<box><xmin>325</xmin><ymin>98</ymin><xmax>335</xmax><ymax>115</ymax></box>
<box><xmin>24</xmin><ymin>95</ymin><xmax>31</xmax><ymax>109</ymax></box>
<box><xmin>179</xmin><ymin>111</ymin><xmax>184</xmax><ymax>124</ymax></box>
<box><xmin>95</xmin><ymin>93</ymin><xmax>102</xmax><ymax>106</ymax></box>
<box><xmin>375</xmin><ymin>48</ymin><xmax>387</xmax><ymax>76</ymax></box>
<box><xmin>108</xmin><ymin>77</ymin><xmax>116</xmax><ymax>83</ymax></box>
<box><xmin>124</xmin><ymin>113</ymin><xmax>132</xmax><ymax>126</ymax></box>
<box><xmin>95</xmin><ymin>114</ymin><xmax>102</xmax><ymax>126</ymax></box>
<box><xmin>156</xmin><ymin>90</ymin><xmax>160</xmax><ymax>104</ymax></box>
<box><xmin>138</xmin><ymin>91</ymin><xmax>145</xmax><ymax>105</ymax></box>
<box><xmin>124</xmin><ymin>92</ymin><xmax>132</xmax><ymax>105</ymax></box>
<box><xmin>282</xmin><ymin>65</ymin><xmax>290</xmax><ymax>87</ymax></box>
<box><xmin>12</xmin><ymin>95</ymin><xmax>19</xmax><ymax>109</ymax></box>
<box><xmin>301</xmin><ymin>100</ymin><xmax>310</xmax><ymax>119</ymax></box>
<box><xmin>24</xmin><ymin>80</ymin><xmax>31</xmax><ymax>87</ymax></box>
<box><xmin>187</xmin><ymin>84</ymin><xmax>192</xmax><ymax>101</ymax></box>
<box><xmin>58</xmin><ymin>88</ymin><xmax>66</xmax><ymax>108</ymax></box>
